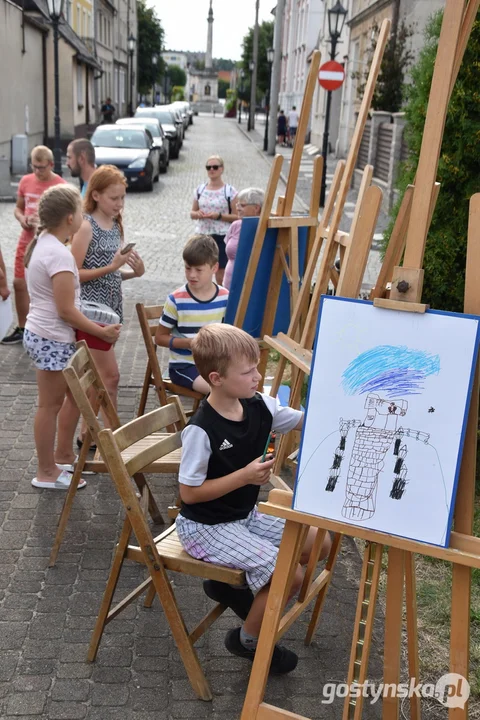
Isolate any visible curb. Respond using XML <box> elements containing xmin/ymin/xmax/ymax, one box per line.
<box><xmin>235</xmin><ymin>122</ymin><xmax>309</xmax><ymax>213</ymax></box>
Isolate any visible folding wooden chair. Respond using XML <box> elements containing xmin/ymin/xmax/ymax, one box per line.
<box><xmin>136</xmin><ymin>303</ymin><xmax>204</xmax><ymax>417</ymax></box>
<box><xmin>49</xmin><ymin>341</ymin><xmax>183</xmax><ymax>567</ymax></box>
<box><xmin>88</xmin><ymin>403</ymin><xmax>247</xmax><ymax>701</ymax></box>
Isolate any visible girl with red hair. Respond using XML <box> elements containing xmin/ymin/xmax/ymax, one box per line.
<box><xmin>71</xmin><ymin>165</ymin><xmax>145</xmax><ymax>444</ymax></box>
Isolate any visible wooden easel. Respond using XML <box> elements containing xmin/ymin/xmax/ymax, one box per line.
<box><xmin>266</xmin><ymin>18</ymin><xmax>391</xmax><ymax>471</ymax></box>
<box><xmin>240</xmin><ymin>2</ymin><xmax>480</xmax><ymax>719</ymax></box>
<box><xmin>233</xmin><ymin>50</ymin><xmax>323</xmax><ymax>380</ymax></box>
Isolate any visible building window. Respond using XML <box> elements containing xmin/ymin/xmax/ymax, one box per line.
<box><xmin>114</xmin><ymin>67</ymin><xmax>119</xmax><ymax>103</ymax></box>
<box><xmin>83</xmin><ymin>9</ymin><xmax>87</xmax><ymax>36</ymax></box>
<box><xmin>77</xmin><ymin>64</ymin><xmax>83</xmax><ymax>106</ymax></box>
<box><xmin>88</xmin><ymin>11</ymin><xmax>92</xmax><ymax>38</ymax></box>
<box><xmin>76</xmin><ymin>5</ymin><xmax>81</xmax><ymax>33</ymax></box>
<box><xmin>66</xmin><ymin>0</ymin><xmax>72</xmax><ymax>24</ymax></box>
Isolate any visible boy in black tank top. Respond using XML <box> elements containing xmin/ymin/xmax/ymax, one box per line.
<box><xmin>176</xmin><ymin>324</ymin><xmax>332</xmax><ymax>674</ymax></box>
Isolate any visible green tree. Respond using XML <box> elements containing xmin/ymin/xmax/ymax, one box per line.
<box><xmin>241</xmin><ymin>20</ymin><xmax>274</xmax><ymax>99</ymax></box>
<box><xmin>171</xmin><ymin>86</ymin><xmax>185</xmax><ymax>101</ymax></box>
<box><xmin>218</xmin><ymin>78</ymin><xmax>230</xmax><ymax>99</ymax></box>
<box><xmin>137</xmin><ymin>0</ymin><xmax>165</xmax><ymax>96</ymax></box>
<box><xmin>167</xmin><ymin>65</ymin><xmax>187</xmax><ymax>88</ymax></box>
<box><xmin>354</xmin><ymin>19</ymin><xmax>414</xmax><ymax>112</ymax></box>
<box><xmin>213</xmin><ymin>58</ymin><xmax>235</xmax><ymax>71</ymax></box>
<box><xmin>383</xmin><ymin>11</ymin><xmax>480</xmax><ymax>312</ymax></box>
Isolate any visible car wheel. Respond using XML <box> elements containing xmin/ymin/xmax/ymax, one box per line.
<box><xmin>145</xmin><ymin>178</ymin><xmax>154</xmax><ymax>191</ymax></box>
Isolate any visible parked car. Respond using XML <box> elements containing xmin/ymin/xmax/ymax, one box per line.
<box><xmin>134</xmin><ymin>107</ymin><xmax>182</xmax><ymax>159</ymax></box>
<box><xmin>90</xmin><ymin>125</ymin><xmax>160</xmax><ymax>191</ymax></box>
<box><xmin>156</xmin><ymin>105</ymin><xmax>184</xmax><ymax>144</ymax></box>
<box><xmin>168</xmin><ymin>102</ymin><xmax>188</xmax><ymax>131</ymax></box>
<box><xmin>171</xmin><ymin>100</ymin><xmax>193</xmax><ymax>126</ymax></box>
<box><xmin>116</xmin><ymin>117</ymin><xmax>169</xmax><ymax>173</ymax></box>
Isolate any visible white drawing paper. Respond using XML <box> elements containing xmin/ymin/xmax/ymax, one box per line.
<box><xmin>293</xmin><ymin>297</ymin><xmax>480</xmax><ymax>547</ymax></box>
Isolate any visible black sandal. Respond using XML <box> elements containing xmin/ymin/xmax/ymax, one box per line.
<box><xmin>76</xmin><ymin>437</ymin><xmax>97</xmax><ymax>452</ymax></box>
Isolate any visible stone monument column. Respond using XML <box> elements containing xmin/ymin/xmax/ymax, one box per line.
<box><xmin>206</xmin><ymin>0</ymin><xmax>213</xmax><ymax>70</ymax></box>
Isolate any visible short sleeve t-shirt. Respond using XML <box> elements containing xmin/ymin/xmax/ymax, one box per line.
<box><xmin>194</xmin><ymin>184</ymin><xmax>237</xmax><ymax>236</ymax></box>
<box><xmin>17</xmin><ymin>173</ymin><xmax>66</xmax><ymax>245</ymax></box>
<box><xmin>178</xmin><ymin>393</ymin><xmax>303</xmax><ymax>524</ymax></box>
<box><xmin>25</xmin><ymin>231</ymin><xmax>80</xmax><ymax>344</ymax></box>
<box><xmin>288</xmin><ymin>110</ymin><xmax>299</xmax><ymax>128</ymax></box>
<box><xmin>159</xmin><ymin>283</ymin><xmax>229</xmax><ymax>365</ymax></box>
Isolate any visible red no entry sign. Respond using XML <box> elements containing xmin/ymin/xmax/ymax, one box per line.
<box><xmin>318</xmin><ymin>60</ymin><xmax>345</xmax><ymax>91</ymax></box>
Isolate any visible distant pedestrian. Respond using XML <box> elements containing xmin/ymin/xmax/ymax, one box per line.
<box><xmin>224</xmin><ymin>187</ymin><xmax>264</xmax><ymax>290</ymax></box>
<box><xmin>66</xmin><ymin>138</ymin><xmax>96</xmax><ymax>199</ymax></box>
<box><xmin>288</xmin><ymin>106</ymin><xmax>299</xmax><ymax>145</ymax></box>
<box><xmin>101</xmin><ymin>97</ymin><xmax>115</xmax><ymax>123</ymax></box>
<box><xmin>23</xmin><ymin>184</ymin><xmax>120</xmax><ymax>489</ymax></box>
<box><xmin>190</xmin><ymin>155</ymin><xmax>238</xmax><ymax>285</ymax></box>
<box><xmin>70</xmin><ymin>165</ymin><xmax>144</xmax><ymax>440</ymax></box>
<box><xmin>2</xmin><ymin>145</ymin><xmax>65</xmax><ymax>346</ymax></box>
<box><xmin>277</xmin><ymin>110</ymin><xmax>287</xmax><ymax>146</ymax></box>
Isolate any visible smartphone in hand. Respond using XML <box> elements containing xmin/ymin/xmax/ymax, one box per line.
<box><xmin>120</xmin><ymin>242</ymin><xmax>136</xmax><ymax>255</ymax></box>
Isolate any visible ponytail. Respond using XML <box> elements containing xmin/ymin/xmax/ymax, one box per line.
<box><xmin>24</xmin><ymin>225</ymin><xmax>45</xmax><ymax>268</ymax></box>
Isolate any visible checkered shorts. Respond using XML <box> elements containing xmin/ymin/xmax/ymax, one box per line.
<box><xmin>23</xmin><ymin>329</ymin><xmax>76</xmax><ymax>371</ymax></box>
<box><xmin>176</xmin><ymin>507</ymin><xmax>286</xmax><ymax>592</ymax></box>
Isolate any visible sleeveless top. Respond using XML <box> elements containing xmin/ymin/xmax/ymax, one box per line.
<box><xmin>81</xmin><ymin>215</ymin><xmax>123</xmax><ymax>323</ymax></box>
<box><xmin>180</xmin><ymin>394</ymin><xmax>272</xmax><ymax>525</ymax></box>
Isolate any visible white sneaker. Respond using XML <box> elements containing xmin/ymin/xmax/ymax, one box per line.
<box><xmin>31</xmin><ymin>470</ymin><xmax>87</xmax><ymax>490</ymax></box>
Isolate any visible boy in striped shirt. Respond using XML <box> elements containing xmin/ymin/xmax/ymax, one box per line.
<box><xmin>155</xmin><ymin>234</ymin><xmax>229</xmax><ymax>394</ymax></box>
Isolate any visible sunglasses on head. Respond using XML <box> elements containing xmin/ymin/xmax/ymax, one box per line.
<box><xmin>206</xmin><ymin>164</ymin><xmax>221</xmax><ymax>170</ymax></box>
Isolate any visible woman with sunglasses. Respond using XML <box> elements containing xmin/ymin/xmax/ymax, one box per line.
<box><xmin>190</xmin><ymin>155</ymin><xmax>238</xmax><ymax>285</ymax></box>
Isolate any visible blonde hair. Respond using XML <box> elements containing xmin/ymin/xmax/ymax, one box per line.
<box><xmin>31</xmin><ymin>145</ymin><xmax>54</xmax><ymax>164</ymax></box>
<box><xmin>206</xmin><ymin>154</ymin><xmax>224</xmax><ymax>167</ymax></box>
<box><xmin>84</xmin><ymin>165</ymin><xmax>127</xmax><ymax>239</ymax></box>
<box><xmin>24</xmin><ymin>185</ymin><xmax>82</xmax><ymax>267</ymax></box>
<box><xmin>192</xmin><ymin>324</ymin><xmax>259</xmax><ymax>382</ymax></box>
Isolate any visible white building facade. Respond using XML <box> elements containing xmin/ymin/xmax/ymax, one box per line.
<box><xmin>278</xmin><ymin>0</ymin><xmax>351</xmax><ymax>152</ymax></box>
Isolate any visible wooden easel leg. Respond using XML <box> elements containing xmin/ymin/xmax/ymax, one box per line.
<box><xmin>305</xmin><ymin>532</ymin><xmax>343</xmax><ymax>644</ymax></box>
<box><xmin>87</xmin><ymin>516</ymin><xmax>132</xmax><ymax>661</ymax></box>
<box><xmin>405</xmin><ymin>552</ymin><xmax>421</xmax><ymax>720</ymax></box>
<box><xmin>342</xmin><ymin>542</ymin><xmax>383</xmax><ymax>720</ymax></box>
<box><xmin>382</xmin><ymin>547</ymin><xmax>405</xmax><ymax>720</ymax></box>
<box><xmin>448</xmin><ymin>194</ymin><xmax>480</xmax><ymax>718</ymax></box>
<box><xmin>240</xmin><ymin>520</ymin><xmax>309</xmax><ymax>719</ymax></box>
<box><xmin>49</xmin><ymin>430</ymin><xmax>92</xmax><ymax>567</ymax></box>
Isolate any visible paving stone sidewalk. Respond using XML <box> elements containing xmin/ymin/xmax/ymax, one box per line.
<box><xmin>0</xmin><ymin>115</ymin><xmax>383</xmax><ymax>719</ymax></box>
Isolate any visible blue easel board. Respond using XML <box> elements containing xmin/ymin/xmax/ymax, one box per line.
<box><xmin>224</xmin><ymin>216</ymin><xmax>308</xmax><ymax>337</ymax></box>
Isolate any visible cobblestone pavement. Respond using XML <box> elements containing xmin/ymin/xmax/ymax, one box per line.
<box><xmin>0</xmin><ymin>115</ymin><xmax>382</xmax><ymax>719</ymax></box>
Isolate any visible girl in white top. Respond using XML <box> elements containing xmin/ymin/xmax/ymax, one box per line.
<box><xmin>23</xmin><ymin>185</ymin><xmax>121</xmax><ymax>490</ymax></box>
<box><xmin>190</xmin><ymin>154</ymin><xmax>238</xmax><ymax>285</ymax></box>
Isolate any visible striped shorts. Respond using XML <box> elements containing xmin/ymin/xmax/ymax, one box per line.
<box><xmin>176</xmin><ymin>507</ymin><xmax>286</xmax><ymax>593</ymax></box>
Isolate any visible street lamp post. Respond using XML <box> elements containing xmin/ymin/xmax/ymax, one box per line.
<box><xmin>238</xmin><ymin>69</ymin><xmax>245</xmax><ymax>124</ymax></box>
<box><xmin>151</xmin><ymin>53</ymin><xmax>158</xmax><ymax>106</ymax></box>
<box><xmin>320</xmin><ymin>0</ymin><xmax>347</xmax><ymax>207</ymax></box>
<box><xmin>247</xmin><ymin>60</ymin><xmax>255</xmax><ymax>132</ymax></box>
<box><xmin>46</xmin><ymin>0</ymin><xmax>65</xmax><ymax>176</ymax></box>
<box><xmin>127</xmin><ymin>33</ymin><xmax>136</xmax><ymax>116</ymax></box>
<box><xmin>263</xmin><ymin>47</ymin><xmax>274</xmax><ymax>152</ymax></box>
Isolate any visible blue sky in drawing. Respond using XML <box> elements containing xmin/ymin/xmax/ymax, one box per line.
<box><xmin>341</xmin><ymin>345</ymin><xmax>440</xmax><ymax>397</ymax></box>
